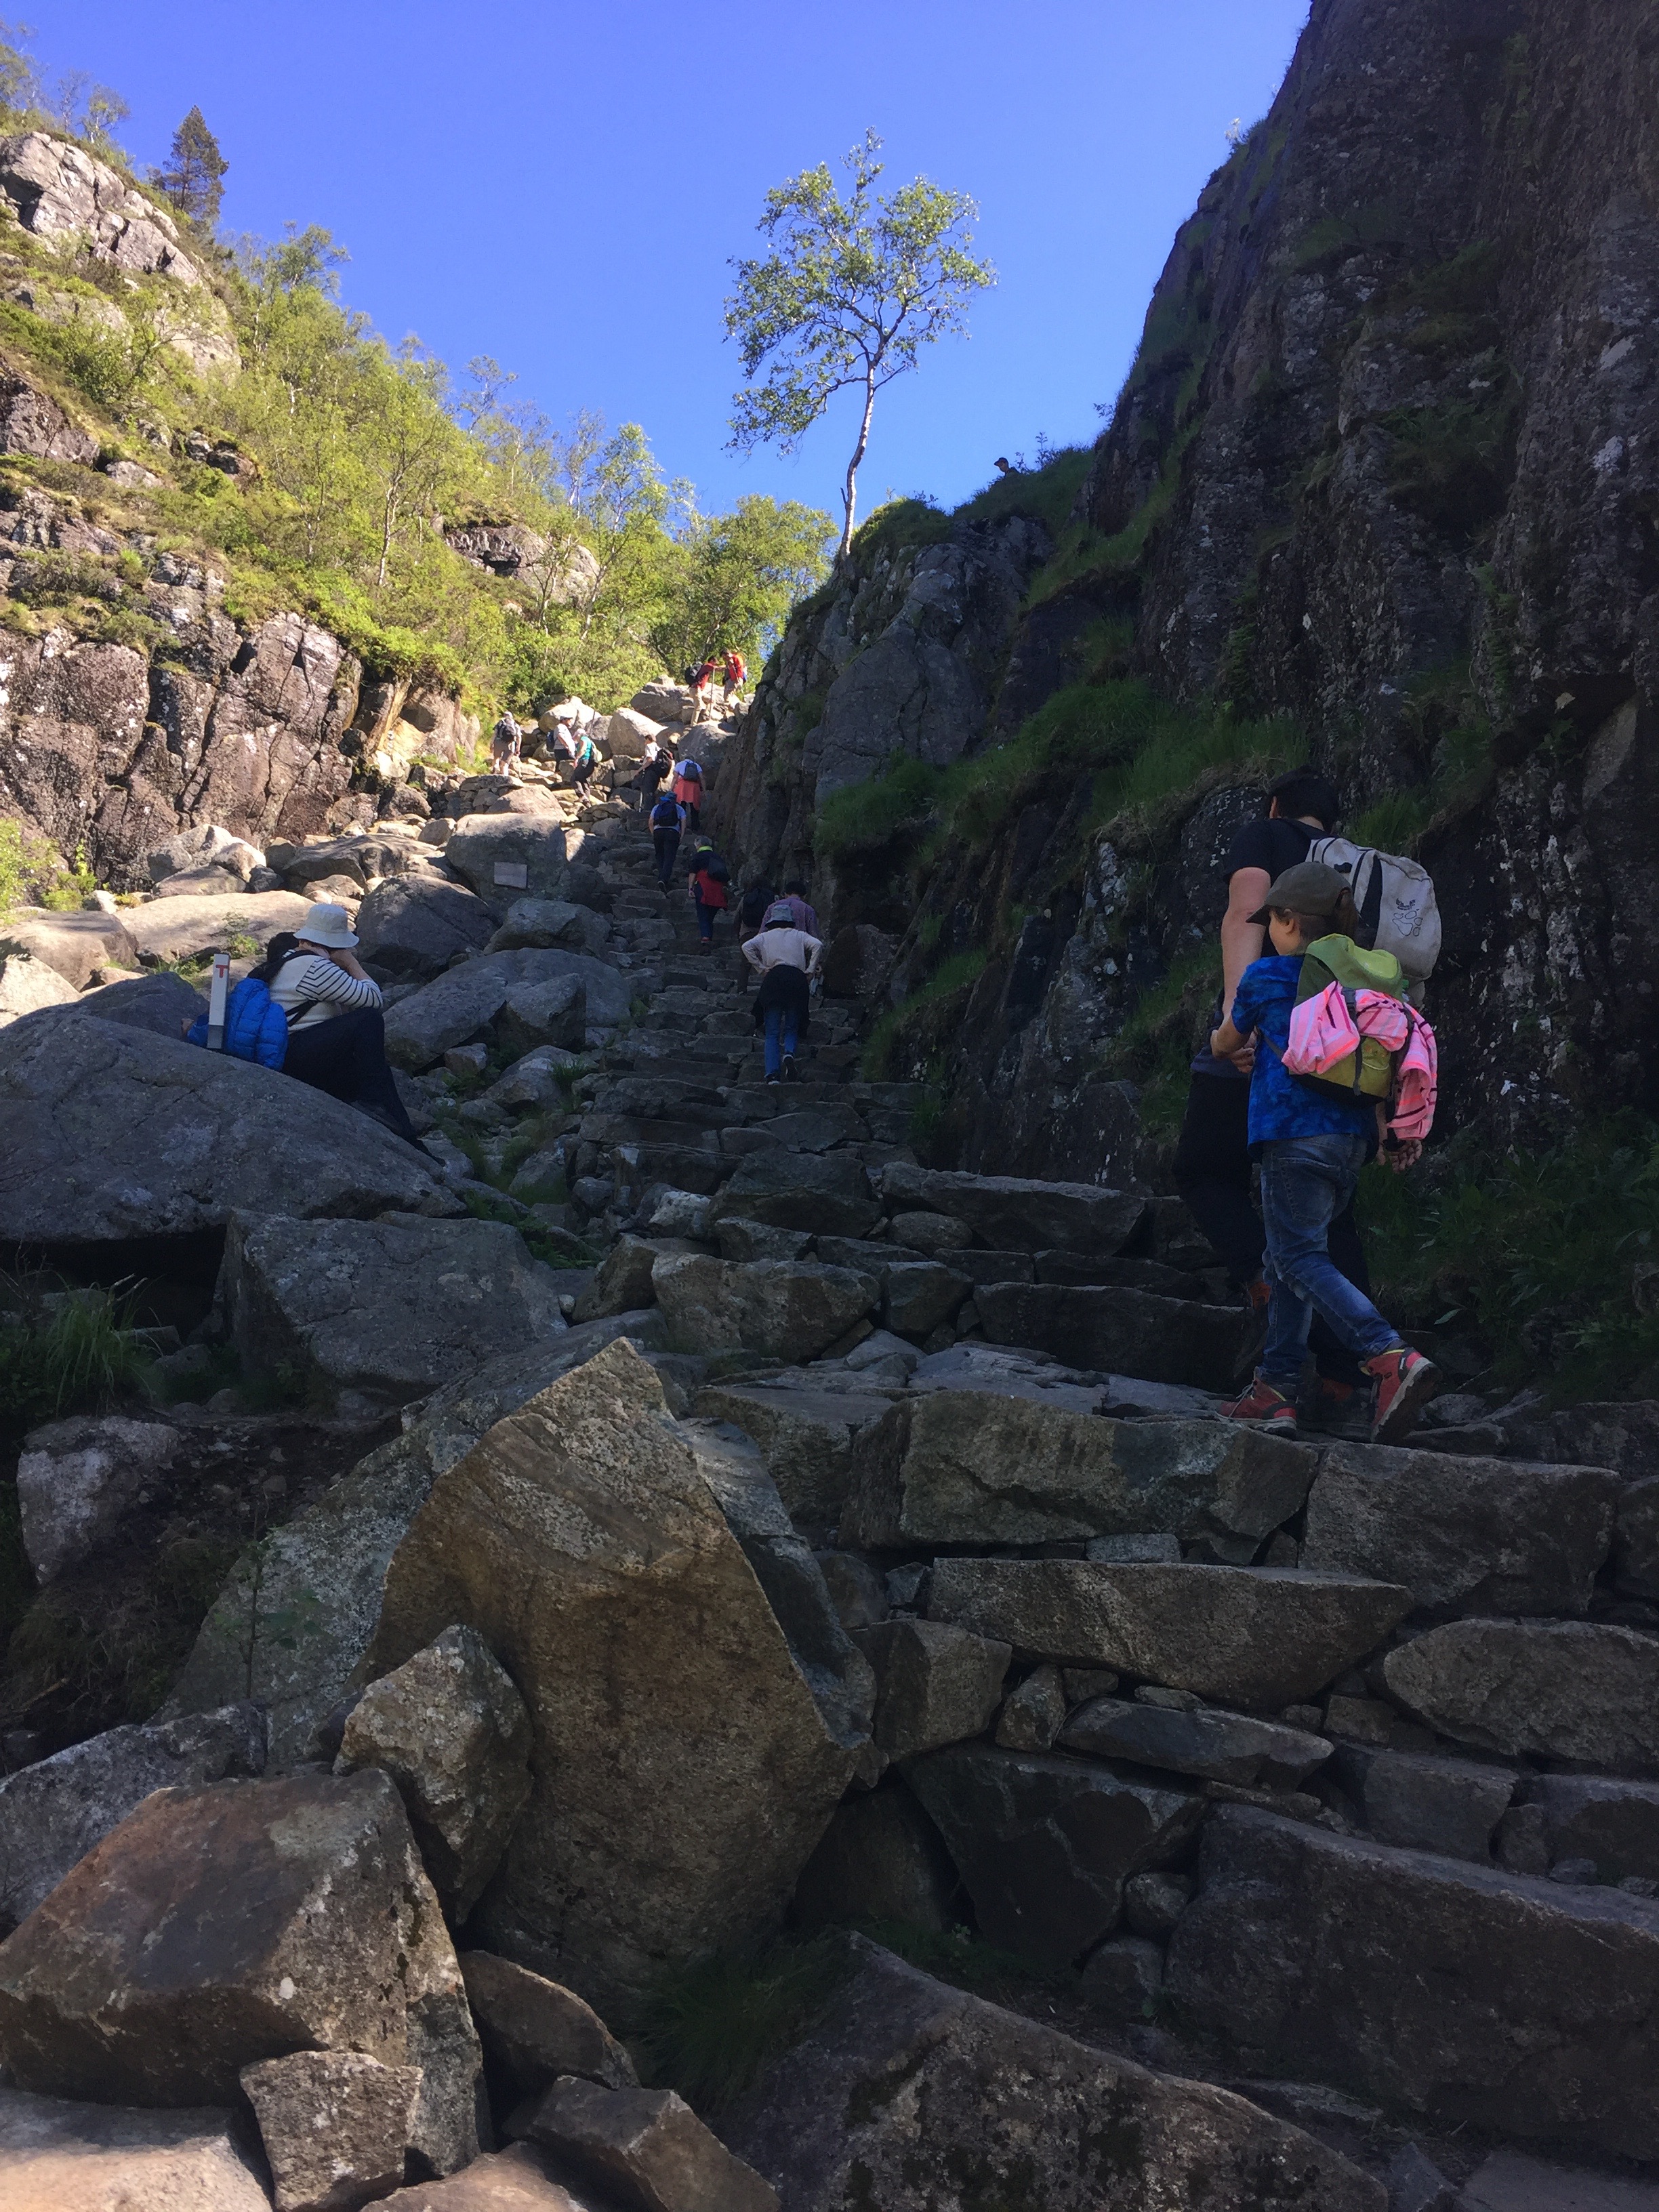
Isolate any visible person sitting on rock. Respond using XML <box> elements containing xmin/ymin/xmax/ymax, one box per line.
<box><xmin>744</xmin><ymin>898</ymin><xmax>823</xmax><ymax>1081</ymax></box>
<box><xmin>687</xmin><ymin>840</ymin><xmax>730</xmax><ymax>953</ymax></box>
<box><xmin>261</xmin><ymin>904</ymin><xmax>424</xmax><ymax>1147</ymax></box>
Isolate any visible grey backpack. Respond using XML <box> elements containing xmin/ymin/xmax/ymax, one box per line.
<box><xmin>1306</xmin><ymin>836</ymin><xmax>1441</xmax><ymax>982</ymax></box>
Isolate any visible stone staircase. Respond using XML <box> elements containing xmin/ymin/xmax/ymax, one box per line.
<box><xmin>294</xmin><ymin>777</ymin><xmax>1659</xmax><ymax>2203</ymax></box>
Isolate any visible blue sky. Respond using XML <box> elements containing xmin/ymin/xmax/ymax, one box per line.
<box><xmin>30</xmin><ymin>0</ymin><xmax>1308</xmax><ymax>523</ymax></box>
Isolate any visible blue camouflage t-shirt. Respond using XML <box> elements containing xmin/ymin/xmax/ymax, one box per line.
<box><xmin>1229</xmin><ymin>954</ymin><xmax>1377</xmax><ymax>1149</ymax></box>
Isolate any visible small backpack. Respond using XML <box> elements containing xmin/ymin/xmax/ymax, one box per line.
<box><xmin>677</xmin><ymin>759</ymin><xmax>703</xmax><ymax>782</ymax></box>
<box><xmin>1306</xmin><ymin>837</ymin><xmax>1441</xmax><ymax>982</ymax></box>
<box><xmin>651</xmin><ymin>796</ymin><xmax>678</xmax><ymax>830</ymax></box>
<box><xmin>704</xmin><ymin>855</ymin><xmax>731</xmax><ymax>885</ymax></box>
<box><xmin>186</xmin><ymin>974</ymin><xmax>312</xmax><ymax>1068</ymax></box>
<box><xmin>1288</xmin><ymin>935</ymin><xmax>1406</xmax><ymax>1105</ymax></box>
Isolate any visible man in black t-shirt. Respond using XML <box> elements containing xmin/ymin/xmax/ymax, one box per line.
<box><xmin>1173</xmin><ymin>766</ymin><xmax>1374</xmax><ymax>1431</ymax></box>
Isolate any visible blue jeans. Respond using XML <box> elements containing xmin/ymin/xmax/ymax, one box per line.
<box><xmin>764</xmin><ymin>1006</ymin><xmax>798</xmax><ymax>1076</ymax></box>
<box><xmin>1259</xmin><ymin>1134</ymin><xmax>1398</xmax><ymax>1391</ymax></box>
<box><xmin>695</xmin><ymin>896</ymin><xmax>717</xmax><ymax>942</ymax></box>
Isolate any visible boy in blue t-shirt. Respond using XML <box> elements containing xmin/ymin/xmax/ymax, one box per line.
<box><xmin>1208</xmin><ymin>860</ymin><xmax>1437</xmax><ymax>1442</ymax></box>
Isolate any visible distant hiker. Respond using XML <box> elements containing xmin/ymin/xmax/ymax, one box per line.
<box><xmin>491</xmin><ymin>712</ymin><xmax>522</xmax><ymax>771</ymax></box>
<box><xmin>570</xmin><ymin>725</ymin><xmax>600</xmax><ymax>790</ymax></box>
<box><xmin>781</xmin><ymin>878</ymin><xmax>819</xmax><ymax>935</ymax></box>
<box><xmin>672</xmin><ymin>756</ymin><xmax>704</xmax><ymax>833</ymax></box>
<box><xmin>261</xmin><ymin>905</ymin><xmax>424</xmax><ymax>1146</ymax></box>
<box><xmin>1173</xmin><ymin>766</ymin><xmax>1375</xmax><ymax>1435</ymax></box>
<box><xmin>722</xmin><ymin>648</ymin><xmax>746</xmax><ymax>707</ymax></box>
<box><xmin>630</xmin><ymin>737</ymin><xmax>670</xmax><ymax>810</ymax></box>
<box><xmin>687</xmin><ymin>839</ymin><xmax>730</xmax><ymax>951</ymax></box>
<box><xmin>548</xmin><ymin>720</ymin><xmax>578</xmax><ymax>772</ymax></box>
<box><xmin>650</xmin><ymin>790</ymin><xmax>683</xmax><ymax>890</ymax></box>
<box><xmin>694</xmin><ymin>658</ymin><xmax>718</xmax><ymax>718</ymax></box>
<box><xmin>744</xmin><ymin>898</ymin><xmax>823</xmax><ymax>1082</ymax></box>
<box><xmin>1208</xmin><ymin>860</ymin><xmax>1437</xmax><ymax>1443</ymax></box>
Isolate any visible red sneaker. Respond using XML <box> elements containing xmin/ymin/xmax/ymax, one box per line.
<box><xmin>1364</xmin><ymin>1346</ymin><xmax>1440</xmax><ymax>1443</ymax></box>
<box><xmin>1221</xmin><ymin>1376</ymin><xmax>1298</xmax><ymax>1435</ymax></box>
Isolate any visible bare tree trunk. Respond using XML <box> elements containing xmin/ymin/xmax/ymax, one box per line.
<box><xmin>838</xmin><ymin>372</ymin><xmax>878</xmax><ymax>560</ymax></box>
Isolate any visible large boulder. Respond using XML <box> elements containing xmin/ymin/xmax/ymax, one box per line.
<box><xmin>163</xmin><ymin>1312</ymin><xmax>665</xmax><ymax>1766</ymax></box>
<box><xmin>0</xmin><ymin>363</ymin><xmax>100</xmax><ymax>463</ymax></box>
<box><xmin>0</xmin><ymin>951</ymin><xmax>74</xmax><ymax>1028</ymax></box>
<box><xmin>361</xmin><ymin>1339</ymin><xmax>852</xmax><ymax>2013</ymax></box>
<box><xmin>222</xmin><ymin>1211</ymin><xmax>565</xmax><ymax>1410</ymax></box>
<box><xmin>78</xmin><ymin>970</ymin><xmax>206</xmax><ymax>1037</ymax></box>
<box><xmin>0</xmin><ymin>907</ymin><xmax>140</xmax><ymax>987</ymax></box>
<box><xmin>724</xmin><ymin>1940</ymin><xmax>1384</xmax><ymax>2211</ymax></box>
<box><xmin>975</xmin><ymin>1280</ymin><xmax>1253</xmax><ymax>1391</ymax></box>
<box><xmin>357</xmin><ymin>875</ymin><xmax>499</xmax><ymax>984</ymax></box>
<box><xmin>459</xmin><ymin>1953</ymin><xmax>637</xmax><ymax>2102</ymax></box>
<box><xmin>0</xmin><ymin>1704</ymin><xmax>266</xmax><ymax>1933</ymax></box>
<box><xmin>0</xmin><ymin>2083</ymin><xmax>272</xmax><ymax>2211</ymax></box>
<box><xmin>444</xmin><ymin>816</ymin><xmax>573</xmax><ymax>908</ymax></box>
<box><xmin>337</xmin><ymin>1624</ymin><xmax>533</xmax><ymax>1920</ymax></box>
<box><xmin>880</xmin><ymin>1164</ymin><xmax>1145</xmax><ymax>1254</ymax></box>
<box><xmin>905</xmin><ymin>1743</ymin><xmax>1204</xmax><ymax>1964</ymax></box>
<box><xmin>842</xmin><ymin>1389</ymin><xmax>1316</xmax><ymax>1549</ymax></box>
<box><xmin>851</xmin><ymin>1620</ymin><xmax>1009</xmax><ymax>1757</ymax></box>
<box><xmin>241</xmin><ymin>2049</ymin><xmax>419</xmax><ymax>2212</ymax></box>
<box><xmin>601</xmin><ymin>707</ymin><xmax>664</xmax><ymax>758</ymax></box>
<box><xmin>16</xmin><ymin>1415</ymin><xmax>181</xmax><ymax>1584</ymax></box>
<box><xmin>1166</xmin><ymin>1806</ymin><xmax>1659</xmax><ymax>2162</ymax></box>
<box><xmin>652</xmin><ymin>1254</ymin><xmax>877</xmax><ymax>1361</ymax></box>
<box><xmin>1302</xmin><ymin>1445</ymin><xmax>1618</xmax><ymax>1616</ymax></box>
<box><xmin>0</xmin><ymin>1012</ymin><xmax>455</xmax><ymax>1250</ymax></box>
<box><xmin>1384</xmin><ymin>1620</ymin><xmax>1659</xmax><ymax>1774</ymax></box>
<box><xmin>147</xmin><ymin>823</ymin><xmax>264</xmax><ymax>885</ymax></box>
<box><xmin>383</xmin><ymin>949</ymin><xmax>623</xmax><ymax>1071</ymax></box>
<box><xmin>928</xmin><ymin>1560</ymin><xmax>1411</xmax><ymax>1705</ymax></box>
<box><xmin>122</xmin><ymin>890</ymin><xmax>312</xmax><ymax>967</ymax></box>
<box><xmin>710</xmin><ymin>1151</ymin><xmax>880</xmax><ymax>1237</ymax></box>
<box><xmin>1517</xmin><ymin>1773</ymin><xmax>1659</xmax><ymax>1885</ymax></box>
<box><xmin>0</xmin><ymin>1769</ymin><xmax>484</xmax><ymax>2175</ymax></box>
<box><xmin>487</xmin><ymin>897</ymin><xmax>612</xmax><ymax>958</ymax></box>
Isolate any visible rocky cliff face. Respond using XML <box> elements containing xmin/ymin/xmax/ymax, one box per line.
<box><xmin>719</xmin><ymin>0</ymin><xmax>1659</xmax><ymax>1174</ymax></box>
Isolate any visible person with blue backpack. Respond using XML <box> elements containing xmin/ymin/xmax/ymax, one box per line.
<box><xmin>650</xmin><ymin>789</ymin><xmax>682</xmax><ymax>891</ymax></box>
<box><xmin>211</xmin><ymin>902</ymin><xmax>423</xmax><ymax>1146</ymax></box>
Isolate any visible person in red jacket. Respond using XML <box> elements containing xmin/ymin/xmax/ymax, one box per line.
<box><xmin>693</xmin><ymin>658</ymin><xmax>718</xmax><ymax>719</ymax></box>
<box><xmin>687</xmin><ymin>840</ymin><xmax>729</xmax><ymax>953</ymax></box>
<box><xmin>722</xmin><ymin>647</ymin><xmax>746</xmax><ymax>708</ymax></box>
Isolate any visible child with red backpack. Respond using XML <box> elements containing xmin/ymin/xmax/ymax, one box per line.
<box><xmin>1208</xmin><ymin>859</ymin><xmax>1439</xmax><ymax>1442</ymax></box>
<box><xmin>687</xmin><ymin>840</ymin><xmax>729</xmax><ymax>952</ymax></box>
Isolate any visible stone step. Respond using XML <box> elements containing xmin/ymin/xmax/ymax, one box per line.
<box><xmin>975</xmin><ymin>1279</ymin><xmax>1253</xmax><ymax>1394</ymax></box>
<box><xmin>927</xmin><ymin>1558</ymin><xmax>1410</xmax><ymax>1706</ymax></box>
<box><xmin>1166</xmin><ymin>1805</ymin><xmax>1659</xmax><ymax>2162</ymax></box>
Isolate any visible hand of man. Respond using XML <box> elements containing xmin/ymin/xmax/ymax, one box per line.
<box><xmin>1385</xmin><ymin>1138</ymin><xmax>1423</xmax><ymax>1172</ymax></box>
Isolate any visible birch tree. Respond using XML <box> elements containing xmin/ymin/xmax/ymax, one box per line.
<box><xmin>724</xmin><ymin>129</ymin><xmax>994</xmax><ymax>560</ymax></box>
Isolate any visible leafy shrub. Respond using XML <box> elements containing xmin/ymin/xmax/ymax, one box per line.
<box><xmin>954</xmin><ymin>445</ymin><xmax>1092</xmax><ymax>533</ymax></box>
<box><xmin>850</xmin><ymin>497</ymin><xmax>952</xmax><ymax>560</ymax></box>
<box><xmin>0</xmin><ymin>1280</ymin><xmax>157</xmax><ymax>1437</ymax></box>
<box><xmin>1358</xmin><ymin>1115</ymin><xmax>1659</xmax><ymax>1399</ymax></box>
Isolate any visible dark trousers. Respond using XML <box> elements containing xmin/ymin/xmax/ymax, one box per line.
<box><xmin>1173</xmin><ymin>1071</ymin><xmax>1371</xmax><ymax>1385</ymax></box>
<box><xmin>283</xmin><ymin>1008</ymin><xmax>419</xmax><ymax>1143</ymax></box>
<box><xmin>653</xmin><ymin>827</ymin><xmax>680</xmax><ymax>886</ymax></box>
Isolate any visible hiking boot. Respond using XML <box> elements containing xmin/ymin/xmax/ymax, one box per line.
<box><xmin>1298</xmin><ymin>1375</ymin><xmax>1373</xmax><ymax>1440</ymax></box>
<box><xmin>1233</xmin><ymin>1275</ymin><xmax>1272</xmax><ymax>1380</ymax></box>
<box><xmin>766</xmin><ymin>1071</ymin><xmax>781</xmax><ymax>1084</ymax></box>
<box><xmin>1220</xmin><ymin>1376</ymin><xmax>1298</xmax><ymax>1435</ymax></box>
<box><xmin>1365</xmin><ymin>1346</ymin><xmax>1440</xmax><ymax>1443</ymax></box>
<box><xmin>782</xmin><ymin>1052</ymin><xmax>798</xmax><ymax>1080</ymax></box>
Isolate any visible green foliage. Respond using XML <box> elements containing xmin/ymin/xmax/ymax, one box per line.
<box><xmin>849</xmin><ymin>496</ymin><xmax>951</xmax><ymax>559</ymax></box>
<box><xmin>1290</xmin><ymin>201</ymin><xmax>1406</xmax><ymax>272</ymax></box>
<box><xmin>1382</xmin><ymin>375</ymin><xmax>1518</xmax><ymax>533</ymax></box>
<box><xmin>1358</xmin><ymin>1117</ymin><xmax>1659</xmax><ymax>1400</ymax></box>
<box><xmin>0</xmin><ymin>1281</ymin><xmax>156</xmax><ymax>1439</ymax></box>
<box><xmin>1095</xmin><ymin>942</ymin><xmax>1221</xmax><ymax>1133</ymax></box>
<box><xmin>39</xmin><ymin>843</ymin><xmax>96</xmax><ymax>911</ymax></box>
<box><xmin>0</xmin><ymin>817</ymin><xmax>58</xmax><ymax>909</ymax></box>
<box><xmin>158</xmin><ymin>105</ymin><xmax>226</xmax><ymax>228</ymax></box>
<box><xmin>651</xmin><ymin>493</ymin><xmax>832</xmax><ymax>674</ymax></box>
<box><xmin>816</xmin><ymin>753</ymin><xmax>944</xmax><ymax>862</ymax></box>
<box><xmin>954</xmin><ymin>444</ymin><xmax>1092</xmax><ymax>533</ymax></box>
<box><xmin>634</xmin><ymin>1936</ymin><xmax>853</xmax><ymax>2113</ymax></box>
<box><xmin>725</xmin><ymin>127</ymin><xmax>996</xmax><ymax>553</ymax></box>
<box><xmin>862</xmin><ymin>951</ymin><xmax>987</xmax><ymax>1080</ymax></box>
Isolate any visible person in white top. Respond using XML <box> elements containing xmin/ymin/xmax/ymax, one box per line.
<box><xmin>743</xmin><ymin>901</ymin><xmax>823</xmax><ymax>1083</ymax></box>
<box><xmin>260</xmin><ymin>902</ymin><xmax>424</xmax><ymax>1145</ymax></box>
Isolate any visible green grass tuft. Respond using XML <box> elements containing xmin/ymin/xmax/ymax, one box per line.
<box><xmin>632</xmin><ymin>1935</ymin><xmax>853</xmax><ymax>2114</ymax></box>
<box><xmin>0</xmin><ymin>1281</ymin><xmax>157</xmax><ymax>1438</ymax></box>
<box><xmin>953</xmin><ymin>446</ymin><xmax>1093</xmax><ymax>534</ymax></box>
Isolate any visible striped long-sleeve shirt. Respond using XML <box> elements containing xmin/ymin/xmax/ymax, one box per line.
<box><xmin>268</xmin><ymin>953</ymin><xmax>384</xmax><ymax>1031</ymax></box>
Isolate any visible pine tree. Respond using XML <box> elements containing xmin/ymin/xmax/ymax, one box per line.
<box><xmin>159</xmin><ymin>107</ymin><xmax>227</xmax><ymax>229</ymax></box>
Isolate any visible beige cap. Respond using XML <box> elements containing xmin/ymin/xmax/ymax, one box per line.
<box><xmin>298</xmin><ymin>901</ymin><xmax>358</xmax><ymax>949</ymax></box>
